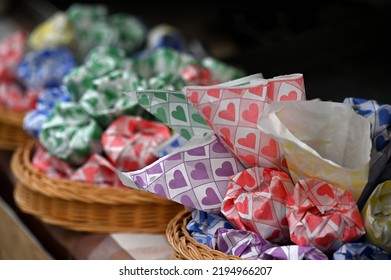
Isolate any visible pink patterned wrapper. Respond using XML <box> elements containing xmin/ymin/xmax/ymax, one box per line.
<box><xmin>222</xmin><ymin>167</ymin><xmax>294</xmax><ymax>244</ymax></box>
<box><xmin>210</xmin><ymin>228</ymin><xmax>275</xmax><ymax>259</ymax></box>
<box><xmin>286</xmin><ymin>178</ymin><xmax>366</xmax><ymax>254</ymax></box>
<box><xmin>183</xmin><ymin>73</ymin><xmax>305</xmax><ymax>170</ymax></box>
<box><xmin>102</xmin><ymin>116</ymin><xmax>171</xmax><ymax>172</ymax></box>
<box><xmin>0</xmin><ymin>31</ymin><xmax>26</xmax><ymax>81</ymax></box>
<box><xmin>118</xmin><ymin>134</ymin><xmax>245</xmax><ymax>212</ymax></box>
<box><xmin>0</xmin><ymin>82</ymin><xmax>40</xmax><ymax>111</ymax></box>
<box><xmin>70</xmin><ymin>154</ymin><xmax>127</xmax><ymax>188</ymax></box>
<box><xmin>32</xmin><ymin>144</ymin><xmax>74</xmax><ymax>179</ymax></box>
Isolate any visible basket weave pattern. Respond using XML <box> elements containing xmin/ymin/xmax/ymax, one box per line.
<box><xmin>166</xmin><ymin>210</ymin><xmax>241</xmax><ymax>260</ymax></box>
<box><xmin>0</xmin><ymin>109</ymin><xmax>30</xmax><ymax>150</ymax></box>
<box><xmin>11</xmin><ymin>141</ymin><xmax>184</xmax><ymax>233</ymax></box>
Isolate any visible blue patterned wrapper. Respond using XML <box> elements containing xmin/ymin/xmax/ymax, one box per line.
<box><xmin>17</xmin><ymin>47</ymin><xmax>76</xmax><ymax>89</ymax></box>
<box><xmin>152</xmin><ymin>133</ymin><xmax>188</xmax><ymax>158</ymax></box>
<box><xmin>333</xmin><ymin>243</ymin><xmax>391</xmax><ymax>260</ymax></box>
<box><xmin>187</xmin><ymin>210</ymin><xmax>235</xmax><ymax>246</ymax></box>
<box><xmin>344</xmin><ymin>97</ymin><xmax>391</xmax><ymax>209</ymax></box>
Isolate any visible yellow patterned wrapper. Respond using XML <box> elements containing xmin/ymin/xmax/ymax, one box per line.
<box><xmin>29</xmin><ymin>12</ymin><xmax>74</xmax><ymax>49</ymax></box>
<box><xmin>362</xmin><ymin>181</ymin><xmax>391</xmax><ymax>253</ymax></box>
<box><xmin>257</xmin><ymin>100</ymin><xmax>371</xmax><ymax>202</ymax></box>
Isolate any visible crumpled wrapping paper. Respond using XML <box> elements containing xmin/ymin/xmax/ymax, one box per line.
<box><xmin>187</xmin><ymin>210</ymin><xmax>235</xmax><ymax>246</ymax></box>
<box><xmin>180</xmin><ymin>64</ymin><xmax>213</xmax><ymax>86</ymax></box>
<box><xmin>209</xmin><ymin>228</ymin><xmax>275</xmax><ymax>259</ymax></box>
<box><xmin>286</xmin><ymin>178</ymin><xmax>366</xmax><ymax>254</ymax></box>
<box><xmin>259</xmin><ymin>245</ymin><xmax>328</xmax><ymax>260</ymax></box>
<box><xmin>184</xmin><ymin>73</ymin><xmax>305</xmax><ymax>169</ymax></box>
<box><xmin>118</xmin><ymin>133</ymin><xmax>245</xmax><ymax>212</ymax></box>
<box><xmin>362</xmin><ymin>181</ymin><xmax>391</xmax><ymax>253</ymax></box>
<box><xmin>39</xmin><ymin>102</ymin><xmax>102</xmax><ymax>166</ymax></box>
<box><xmin>64</xmin><ymin>46</ymin><xmax>125</xmax><ymax>101</ymax></box>
<box><xmin>16</xmin><ymin>47</ymin><xmax>76</xmax><ymax>89</ymax></box>
<box><xmin>0</xmin><ymin>31</ymin><xmax>26</xmax><ymax>82</ymax></box>
<box><xmin>32</xmin><ymin>144</ymin><xmax>75</xmax><ymax>179</ymax></box>
<box><xmin>201</xmin><ymin>57</ymin><xmax>245</xmax><ymax>84</ymax></box>
<box><xmin>28</xmin><ymin>12</ymin><xmax>74</xmax><ymax>50</ymax></box>
<box><xmin>70</xmin><ymin>153</ymin><xmax>127</xmax><ymax>188</ymax></box>
<box><xmin>333</xmin><ymin>243</ymin><xmax>391</xmax><ymax>260</ymax></box>
<box><xmin>23</xmin><ymin>86</ymin><xmax>72</xmax><ymax>138</ymax></box>
<box><xmin>221</xmin><ymin>167</ymin><xmax>294</xmax><ymax>244</ymax></box>
<box><xmin>344</xmin><ymin>97</ymin><xmax>391</xmax><ymax>208</ymax></box>
<box><xmin>128</xmin><ymin>89</ymin><xmax>212</xmax><ymax>140</ymax></box>
<box><xmin>0</xmin><ymin>82</ymin><xmax>39</xmax><ymax>111</ymax></box>
<box><xmin>258</xmin><ymin>100</ymin><xmax>372</xmax><ymax>202</ymax></box>
<box><xmin>101</xmin><ymin>115</ymin><xmax>170</xmax><ymax>171</ymax></box>
<box><xmin>67</xmin><ymin>4</ymin><xmax>146</xmax><ymax>59</ymax></box>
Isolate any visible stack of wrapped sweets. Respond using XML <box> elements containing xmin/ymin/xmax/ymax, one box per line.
<box><xmin>20</xmin><ymin>3</ymin><xmax>246</xmax><ymax>196</ymax></box>
<box><xmin>118</xmin><ymin>70</ymin><xmax>391</xmax><ymax>260</ymax></box>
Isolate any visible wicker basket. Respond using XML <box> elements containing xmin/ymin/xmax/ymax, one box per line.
<box><xmin>11</xmin><ymin>140</ymin><xmax>185</xmax><ymax>233</ymax></box>
<box><xmin>0</xmin><ymin>108</ymin><xmax>30</xmax><ymax>150</ymax></box>
<box><xmin>166</xmin><ymin>210</ymin><xmax>241</xmax><ymax>260</ymax></box>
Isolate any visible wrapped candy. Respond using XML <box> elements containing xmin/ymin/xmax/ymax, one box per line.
<box><xmin>362</xmin><ymin>181</ymin><xmax>391</xmax><ymax>253</ymax></box>
<box><xmin>259</xmin><ymin>245</ymin><xmax>328</xmax><ymax>260</ymax></box>
<box><xmin>258</xmin><ymin>100</ymin><xmax>371</xmax><ymax>202</ymax></box>
<box><xmin>70</xmin><ymin>154</ymin><xmax>126</xmax><ymax>188</ymax></box>
<box><xmin>0</xmin><ymin>82</ymin><xmax>38</xmax><ymax>111</ymax></box>
<box><xmin>222</xmin><ymin>167</ymin><xmax>294</xmax><ymax>244</ymax></box>
<box><xmin>0</xmin><ymin>31</ymin><xmax>26</xmax><ymax>82</ymax></box>
<box><xmin>180</xmin><ymin>64</ymin><xmax>213</xmax><ymax>86</ymax></box>
<box><xmin>39</xmin><ymin>102</ymin><xmax>102</xmax><ymax>165</ymax></box>
<box><xmin>23</xmin><ymin>86</ymin><xmax>72</xmax><ymax>138</ymax></box>
<box><xmin>16</xmin><ymin>47</ymin><xmax>76</xmax><ymax>89</ymax></box>
<box><xmin>187</xmin><ymin>210</ymin><xmax>235</xmax><ymax>246</ymax></box>
<box><xmin>286</xmin><ymin>178</ymin><xmax>366</xmax><ymax>254</ymax></box>
<box><xmin>64</xmin><ymin>46</ymin><xmax>125</xmax><ymax>101</ymax></box>
<box><xmin>344</xmin><ymin>98</ymin><xmax>391</xmax><ymax>208</ymax></box>
<box><xmin>210</xmin><ymin>228</ymin><xmax>275</xmax><ymax>259</ymax></box>
<box><xmin>28</xmin><ymin>12</ymin><xmax>74</xmax><ymax>50</ymax></box>
<box><xmin>32</xmin><ymin>144</ymin><xmax>75</xmax><ymax>179</ymax></box>
<box><xmin>128</xmin><ymin>89</ymin><xmax>212</xmax><ymax>140</ymax></box>
<box><xmin>333</xmin><ymin>243</ymin><xmax>391</xmax><ymax>260</ymax></box>
<box><xmin>147</xmin><ymin>24</ymin><xmax>186</xmax><ymax>51</ymax></box>
<box><xmin>118</xmin><ymin>133</ymin><xmax>245</xmax><ymax>212</ymax></box>
<box><xmin>101</xmin><ymin>116</ymin><xmax>170</xmax><ymax>171</ymax></box>
<box><xmin>184</xmin><ymin>73</ymin><xmax>305</xmax><ymax>169</ymax></box>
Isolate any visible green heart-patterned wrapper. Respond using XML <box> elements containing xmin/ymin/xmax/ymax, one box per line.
<box><xmin>39</xmin><ymin>102</ymin><xmax>103</xmax><ymax>166</ymax></box>
<box><xmin>129</xmin><ymin>89</ymin><xmax>212</xmax><ymax>140</ymax></box>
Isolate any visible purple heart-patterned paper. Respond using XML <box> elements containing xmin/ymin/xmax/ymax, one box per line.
<box><xmin>118</xmin><ymin>134</ymin><xmax>245</xmax><ymax>212</ymax></box>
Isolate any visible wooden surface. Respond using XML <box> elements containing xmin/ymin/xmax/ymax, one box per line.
<box><xmin>0</xmin><ymin>196</ymin><xmax>51</xmax><ymax>260</ymax></box>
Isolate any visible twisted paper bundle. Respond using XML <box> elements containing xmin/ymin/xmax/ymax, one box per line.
<box><xmin>222</xmin><ymin>167</ymin><xmax>294</xmax><ymax>244</ymax></box>
<box><xmin>184</xmin><ymin>73</ymin><xmax>305</xmax><ymax>169</ymax></box>
<box><xmin>70</xmin><ymin>154</ymin><xmax>126</xmax><ymax>188</ymax></box>
<box><xmin>0</xmin><ymin>83</ymin><xmax>38</xmax><ymax>111</ymax></box>
<box><xmin>39</xmin><ymin>102</ymin><xmax>102</xmax><ymax>165</ymax></box>
<box><xmin>210</xmin><ymin>228</ymin><xmax>275</xmax><ymax>259</ymax></box>
<box><xmin>28</xmin><ymin>12</ymin><xmax>74</xmax><ymax>50</ymax></box>
<box><xmin>32</xmin><ymin>144</ymin><xmax>75</xmax><ymax>179</ymax></box>
<box><xmin>187</xmin><ymin>210</ymin><xmax>235</xmax><ymax>246</ymax></box>
<box><xmin>101</xmin><ymin>115</ymin><xmax>170</xmax><ymax>171</ymax></box>
<box><xmin>0</xmin><ymin>31</ymin><xmax>26</xmax><ymax>82</ymax></box>
<box><xmin>333</xmin><ymin>243</ymin><xmax>391</xmax><ymax>260</ymax></box>
<box><xmin>259</xmin><ymin>245</ymin><xmax>328</xmax><ymax>260</ymax></box>
<box><xmin>362</xmin><ymin>181</ymin><xmax>391</xmax><ymax>253</ymax></box>
<box><xmin>286</xmin><ymin>178</ymin><xmax>365</xmax><ymax>254</ymax></box>
<box><xmin>344</xmin><ymin>97</ymin><xmax>391</xmax><ymax>208</ymax></box>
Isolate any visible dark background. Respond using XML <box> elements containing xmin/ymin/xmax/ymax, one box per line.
<box><xmin>2</xmin><ymin>0</ymin><xmax>391</xmax><ymax>103</ymax></box>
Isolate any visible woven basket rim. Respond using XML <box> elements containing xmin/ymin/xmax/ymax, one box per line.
<box><xmin>0</xmin><ymin>108</ymin><xmax>25</xmax><ymax>127</ymax></box>
<box><xmin>11</xmin><ymin>140</ymin><xmax>175</xmax><ymax>205</ymax></box>
<box><xmin>166</xmin><ymin>210</ymin><xmax>241</xmax><ymax>260</ymax></box>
